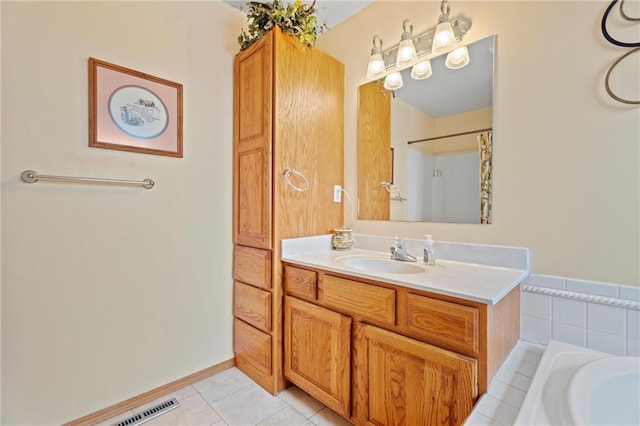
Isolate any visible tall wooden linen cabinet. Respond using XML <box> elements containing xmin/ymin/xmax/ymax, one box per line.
<box><xmin>232</xmin><ymin>27</ymin><xmax>345</xmax><ymax>394</ymax></box>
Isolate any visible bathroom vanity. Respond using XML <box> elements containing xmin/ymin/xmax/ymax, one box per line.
<box><xmin>280</xmin><ymin>235</ymin><xmax>529</xmax><ymax>425</ymax></box>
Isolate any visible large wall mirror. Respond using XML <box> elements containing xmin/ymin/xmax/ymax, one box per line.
<box><xmin>358</xmin><ymin>35</ymin><xmax>495</xmax><ymax>224</ymax></box>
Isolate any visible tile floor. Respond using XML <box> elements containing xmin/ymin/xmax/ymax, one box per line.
<box><xmin>97</xmin><ymin>368</ymin><xmax>351</xmax><ymax>426</ymax></box>
<box><xmin>98</xmin><ymin>340</ymin><xmax>545</xmax><ymax>426</ymax></box>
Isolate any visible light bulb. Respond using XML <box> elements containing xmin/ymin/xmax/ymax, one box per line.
<box><xmin>367</xmin><ymin>52</ymin><xmax>386</xmax><ymax>80</ymax></box>
<box><xmin>396</xmin><ymin>20</ymin><xmax>417</xmax><ymax>68</ymax></box>
<box><xmin>396</xmin><ymin>39</ymin><xmax>417</xmax><ymax>68</ymax></box>
<box><xmin>366</xmin><ymin>36</ymin><xmax>386</xmax><ymax>80</ymax></box>
<box><xmin>432</xmin><ymin>21</ymin><xmax>456</xmax><ymax>54</ymax></box>
<box><xmin>411</xmin><ymin>60</ymin><xmax>432</xmax><ymax>80</ymax></box>
<box><xmin>383</xmin><ymin>72</ymin><xmax>403</xmax><ymax>90</ymax></box>
<box><xmin>445</xmin><ymin>46</ymin><xmax>470</xmax><ymax>69</ymax></box>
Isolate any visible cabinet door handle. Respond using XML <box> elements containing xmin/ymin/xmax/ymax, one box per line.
<box><xmin>283</xmin><ymin>167</ymin><xmax>309</xmax><ymax>192</ymax></box>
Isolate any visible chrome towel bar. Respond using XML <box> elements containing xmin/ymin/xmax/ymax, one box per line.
<box><xmin>21</xmin><ymin>170</ymin><xmax>155</xmax><ymax>189</ymax></box>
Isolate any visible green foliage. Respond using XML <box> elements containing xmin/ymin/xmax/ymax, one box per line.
<box><xmin>238</xmin><ymin>0</ymin><xmax>329</xmax><ymax>51</ymax></box>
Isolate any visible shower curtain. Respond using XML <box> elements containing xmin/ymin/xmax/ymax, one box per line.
<box><xmin>479</xmin><ymin>131</ymin><xmax>493</xmax><ymax>224</ymax></box>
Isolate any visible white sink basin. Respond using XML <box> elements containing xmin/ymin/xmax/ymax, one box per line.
<box><xmin>339</xmin><ymin>256</ymin><xmax>425</xmax><ymax>274</ymax></box>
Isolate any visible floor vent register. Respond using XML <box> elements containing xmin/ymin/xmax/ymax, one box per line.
<box><xmin>111</xmin><ymin>398</ymin><xmax>180</xmax><ymax>426</ymax></box>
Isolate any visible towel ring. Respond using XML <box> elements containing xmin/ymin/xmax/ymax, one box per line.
<box><xmin>283</xmin><ymin>167</ymin><xmax>309</xmax><ymax>192</ymax></box>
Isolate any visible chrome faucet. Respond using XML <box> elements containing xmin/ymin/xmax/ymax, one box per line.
<box><xmin>389</xmin><ymin>236</ymin><xmax>417</xmax><ymax>262</ymax></box>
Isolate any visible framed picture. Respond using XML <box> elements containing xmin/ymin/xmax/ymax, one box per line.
<box><xmin>88</xmin><ymin>58</ymin><xmax>183</xmax><ymax>157</ymax></box>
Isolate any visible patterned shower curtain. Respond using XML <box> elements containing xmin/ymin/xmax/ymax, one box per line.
<box><xmin>479</xmin><ymin>131</ymin><xmax>493</xmax><ymax>224</ymax></box>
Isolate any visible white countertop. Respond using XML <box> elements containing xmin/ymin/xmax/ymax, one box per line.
<box><xmin>281</xmin><ymin>235</ymin><xmax>529</xmax><ymax>305</ymax></box>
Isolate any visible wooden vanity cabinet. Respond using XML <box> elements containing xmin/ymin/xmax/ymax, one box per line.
<box><xmin>283</xmin><ymin>264</ymin><xmax>520</xmax><ymax>425</ymax></box>
<box><xmin>232</xmin><ymin>27</ymin><xmax>344</xmax><ymax>394</ymax></box>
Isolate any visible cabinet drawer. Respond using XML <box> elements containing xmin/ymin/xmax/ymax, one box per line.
<box><xmin>320</xmin><ymin>275</ymin><xmax>395</xmax><ymax>325</ymax></box>
<box><xmin>234</xmin><ymin>245</ymin><xmax>271</xmax><ymax>289</ymax></box>
<box><xmin>234</xmin><ymin>319</ymin><xmax>272</xmax><ymax>375</ymax></box>
<box><xmin>405</xmin><ymin>293</ymin><xmax>479</xmax><ymax>354</ymax></box>
<box><xmin>234</xmin><ymin>281</ymin><xmax>271</xmax><ymax>332</ymax></box>
<box><xmin>284</xmin><ymin>266</ymin><xmax>317</xmax><ymax>299</ymax></box>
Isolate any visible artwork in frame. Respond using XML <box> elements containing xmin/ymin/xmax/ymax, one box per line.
<box><xmin>88</xmin><ymin>58</ymin><xmax>183</xmax><ymax>157</ymax></box>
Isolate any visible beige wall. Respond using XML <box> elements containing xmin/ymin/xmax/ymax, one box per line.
<box><xmin>318</xmin><ymin>1</ymin><xmax>640</xmax><ymax>286</ymax></box>
<box><xmin>1</xmin><ymin>2</ymin><xmax>245</xmax><ymax>423</ymax></box>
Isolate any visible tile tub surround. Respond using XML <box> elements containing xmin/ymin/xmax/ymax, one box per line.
<box><xmin>281</xmin><ymin>234</ymin><xmax>530</xmax><ymax>304</ymax></box>
<box><xmin>521</xmin><ymin>274</ymin><xmax>640</xmax><ymax>356</ymax></box>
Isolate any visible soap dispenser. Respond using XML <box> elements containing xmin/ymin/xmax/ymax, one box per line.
<box><xmin>423</xmin><ymin>234</ymin><xmax>436</xmax><ymax>266</ymax></box>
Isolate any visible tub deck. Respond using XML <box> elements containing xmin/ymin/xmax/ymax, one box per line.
<box><xmin>464</xmin><ymin>339</ymin><xmax>545</xmax><ymax>425</ymax></box>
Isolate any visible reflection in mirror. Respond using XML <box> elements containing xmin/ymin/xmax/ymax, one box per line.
<box><xmin>358</xmin><ymin>35</ymin><xmax>495</xmax><ymax>223</ymax></box>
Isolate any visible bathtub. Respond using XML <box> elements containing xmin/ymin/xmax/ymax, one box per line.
<box><xmin>515</xmin><ymin>340</ymin><xmax>640</xmax><ymax>425</ymax></box>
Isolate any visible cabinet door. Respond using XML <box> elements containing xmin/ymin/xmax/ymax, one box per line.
<box><xmin>233</xmin><ymin>31</ymin><xmax>273</xmax><ymax>249</ymax></box>
<box><xmin>363</xmin><ymin>325</ymin><xmax>477</xmax><ymax>426</ymax></box>
<box><xmin>273</xmin><ymin>28</ymin><xmax>345</xmax><ymax>239</ymax></box>
<box><xmin>284</xmin><ymin>296</ymin><xmax>351</xmax><ymax>418</ymax></box>
<box><xmin>357</xmin><ymin>81</ymin><xmax>391</xmax><ymax>220</ymax></box>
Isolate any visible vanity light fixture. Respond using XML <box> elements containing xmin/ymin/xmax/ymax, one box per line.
<box><xmin>411</xmin><ymin>59</ymin><xmax>433</xmax><ymax>80</ymax></box>
<box><xmin>432</xmin><ymin>0</ymin><xmax>457</xmax><ymax>55</ymax></box>
<box><xmin>383</xmin><ymin>71</ymin><xmax>403</xmax><ymax>90</ymax></box>
<box><xmin>445</xmin><ymin>45</ymin><xmax>470</xmax><ymax>69</ymax></box>
<box><xmin>366</xmin><ymin>35</ymin><xmax>386</xmax><ymax>80</ymax></box>
<box><xmin>396</xmin><ymin>20</ymin><xmax>418</xmax><ymax>68</ymax></box>
<box><xmin>365</xmin><ymin>0</ymin><xmax>471</xmax><ymax>86</ymax></box>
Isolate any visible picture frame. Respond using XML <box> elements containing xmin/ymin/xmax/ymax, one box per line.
<box><xmin>88</xmin><ymin>58</ymin><xmax>183</xmax><ymax>157</ymax></box>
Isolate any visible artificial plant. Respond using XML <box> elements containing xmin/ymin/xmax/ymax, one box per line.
<box><xmin>238</xmin><ymin>0</ymin><xmax>328</xmax><ymax>51</ymax></box>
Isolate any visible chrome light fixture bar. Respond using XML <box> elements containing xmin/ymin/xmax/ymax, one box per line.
<box><xmin>365</xmin><ymin>0</ymin><xmax>472</xmax><ymax>89</ymax></box>
<box><xmin>379</xmin><ymin>15</ymin><xmax>471</xmax><ymax>72</ymax></box>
